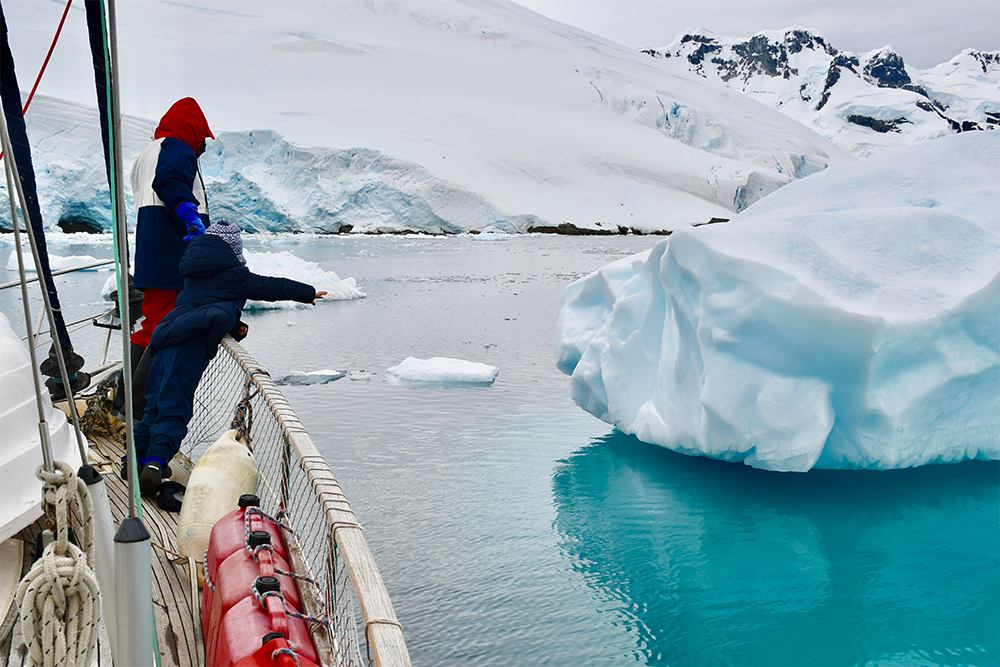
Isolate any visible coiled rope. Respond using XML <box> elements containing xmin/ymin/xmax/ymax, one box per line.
<box><xmin>15</xmin><ymin>461</ymin><xmax>101</xmax><ymax>667</ymax></box>
<box><xmin>80</xmin><ymin>373</ymin><xmax>125</xmax><ymax>442</ymax></box>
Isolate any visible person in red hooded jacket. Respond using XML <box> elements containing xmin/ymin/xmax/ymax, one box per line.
<box><xmin>114</xmin><ymin>97</ymin><xmax>214</xmax><ymax>422</ymax></box>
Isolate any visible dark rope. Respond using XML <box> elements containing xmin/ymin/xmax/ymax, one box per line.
<box><xmin>0</xmin><ymin>0</ymin><xmax>73</xmax><ymax>161</ymax></box>
<box><xmin>230</xmin><ymin>369</ymin><xmax>268</xmax><ymax>448</ymax></box>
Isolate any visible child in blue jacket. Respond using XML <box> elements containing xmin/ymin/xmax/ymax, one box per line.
<box><xmin>131</xmin><ymin>219</ymin><xmax>326</xmax><ymax>495</ymax></box>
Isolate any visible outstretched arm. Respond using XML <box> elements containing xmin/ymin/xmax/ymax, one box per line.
<box><xmin>240</xmin><ymin>271</ymin><xmax>318</xmax><ymax>305</ymax></box>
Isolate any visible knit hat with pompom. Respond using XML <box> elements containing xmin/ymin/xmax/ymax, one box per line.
<box><xmin>205</xmin><ymin>219</ymin><xmax>245</xmax><ymax>265</ymax></box>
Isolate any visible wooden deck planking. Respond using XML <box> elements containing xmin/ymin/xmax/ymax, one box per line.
<box><xmin>96</xmin><ymin>433</ymin><xmax>204</xmax><ymax>667</ymax></box>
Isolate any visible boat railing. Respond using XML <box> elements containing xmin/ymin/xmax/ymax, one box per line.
<box><xmin>179</xmin><ymin>337</ymin><xmax>411</xmax><ymax>667</ymax></box>
<box><xmin>0</xmin><ymin>258</ymin><xmax>115</xmax><ymax>291</ymax></box>
<box><xmin>0</xmin><ymin>257</ymin><xmax>124</xmax><ymax>365</ymax></box>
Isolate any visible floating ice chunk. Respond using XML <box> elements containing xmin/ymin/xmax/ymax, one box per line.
<box><xmin>387</xmin><ymin>357</ymin><xmax>499</xmax><ymax>384</ymax></box>
<box><xmin>244</xmin><ymin>250</ymin><xmax>365</xmax><ymax>310</ymax></box>
<box><xmin>555</xmin><ymin>132</ymin><xmax>1000</xmax><ymax>472</ymax></box>
<box><xmin>277</xmin><ymin>369</ymin><xmax>347</xmax><ymax>386</ymax></box>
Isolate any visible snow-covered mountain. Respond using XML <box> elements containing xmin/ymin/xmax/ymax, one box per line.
<box><xmin>643</xmin><ymin>29</ymin><xmax>1000</xmax><ymax>157</ymax></box>
<box><xmin>2</xmin><ymin>1</ymin><xmax>852</xmax><ymax>235</ymax></box>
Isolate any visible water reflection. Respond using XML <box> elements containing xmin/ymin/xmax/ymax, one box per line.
<box><xmin>552</xmin><ymin>432</ymin><xmax>999</xmax><ymax>667</ymax></box>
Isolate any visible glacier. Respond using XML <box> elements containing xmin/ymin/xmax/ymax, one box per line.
<box><xmin>555</xmin><ymin>131</ymin><xmax>1000</xmax><ymax>471</ymax></box>
<box><xmin>3</xmin><ymin>0</ymin><xmax>854</xmax><ymax>235</ymax></box>
<box><xmin>4</xmin><ymin>92</ymin><xmax>844</xmax><ymax>236</ymax></box>
<box><xmin>4</xmin><ymin>95</ymin><xmax>522</xmax><ymax>236</ymax></box>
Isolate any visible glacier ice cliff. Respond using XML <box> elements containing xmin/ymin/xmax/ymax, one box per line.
<box><xmin>2</xmin><ymin>96</ymin><xmax>523</xmax><ymax>235</ymax></box>
<box><xmin>199</xmin><ymin>130</ymin><xmax>524</xmax><ymax>234</ymax></box>
<box><xmin>555</xmin><ymin>131</ymin><xmax>999</xmax><ymax>471</ymax></box>
<box><xmin>4</xmin><ymin>93</ymin><xmax>850</xmax><ymax>235</ymax></box>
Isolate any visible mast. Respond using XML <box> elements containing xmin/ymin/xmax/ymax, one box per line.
<box><xmin>88</xmin><ymin>0</ymin><xmax>157</xmax><ymax>663</ymax></box>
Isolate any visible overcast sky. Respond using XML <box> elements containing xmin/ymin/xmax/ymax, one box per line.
<box><xmin>515</xmin><ymin>0</ymin><xmax>1000</xmax><ymax>69</ymax></box>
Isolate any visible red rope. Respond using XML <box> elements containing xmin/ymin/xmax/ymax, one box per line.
<box><xmin>0</xmin><ymin>0</ymin><xmax>74</xmax><ymax>161</ymax></box>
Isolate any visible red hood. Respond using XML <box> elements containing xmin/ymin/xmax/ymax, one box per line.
<box><xmin>154</xmin><ymin>97</ymin><xmax>214</xmax><ymax>154</ymax></box>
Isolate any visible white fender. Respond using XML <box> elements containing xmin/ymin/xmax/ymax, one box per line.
<box><xmin>176</xmin><ymin>429</ymin><xmax>259</xmax><ymax>583</ymax></box>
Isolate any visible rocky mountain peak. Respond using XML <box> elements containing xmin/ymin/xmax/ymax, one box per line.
<box><xmin>967</xmin><ymin>49</ymin><xmax>1000</xmax><ymax>74</ymax></box>
<box><xmin>644</xmin><ymin>27</ymin><xmax>840</xmax><ymax>83</ymax></box>
<box><xmin>862</xmin><ymin>47</ymin><xmax>912</xmax><ymax>88</ymax></box>
<box><xmin>643</xmin><ymin>29</ymin><xmax>999</xmax><ymax>157</ymax></box>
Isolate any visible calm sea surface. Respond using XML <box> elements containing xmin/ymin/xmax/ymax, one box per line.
<box><xmin>2</xmin><ymin>234</ymin><xmax>998</xmax><ymax>667</ymax></box>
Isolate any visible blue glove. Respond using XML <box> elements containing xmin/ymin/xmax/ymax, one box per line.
<box><xmin>176</xmin><ymin>201</ymin><xmax>205</xmax><ymax>242</ymax></box>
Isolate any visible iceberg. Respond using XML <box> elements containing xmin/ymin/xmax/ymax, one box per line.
<box><xmin>555</xmin><ymin>132</ymin><xmax>1000</xmax><ymax>471</ymax></box>
<box><xmin>243</xmin><ymin>250</ymin><xmax>366</xmax><ymax>309</ymax></box>
<box><xmin>387</xmin><ymin>357</ymin><xmax>499</xmax><ymax>384</ymax></box>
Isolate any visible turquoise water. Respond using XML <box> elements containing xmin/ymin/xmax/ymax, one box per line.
<box><xmin>2</xmin><ymin>234</ymin><xmax>997</xmax><ymax>666</ymax></box>
<box><xmin>554</xmin><ymin>436</ymin><xmax>998</xmax><ymax>667</ymax></box>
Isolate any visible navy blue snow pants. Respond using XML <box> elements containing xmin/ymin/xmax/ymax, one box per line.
<box><xmin>133</xmin><ymin>338</ymin><xmax>211</xmax><ymax>464</ymax></box>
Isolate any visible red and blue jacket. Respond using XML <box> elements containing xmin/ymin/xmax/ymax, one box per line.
<box><xmin>130</xmin><ymin>98</ymin><xmax>214</xmax><ymax>291</ymax></box>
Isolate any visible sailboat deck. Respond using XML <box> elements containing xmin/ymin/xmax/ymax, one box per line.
<box><xmin>1</xmin><ymin>433</ymin><xmax>203</xmax><ymax>667</ymax></box>
<box><xmin>2</xmin><ymin>336</ymin><xmax>410</xmax><ymax>666</ymax></box>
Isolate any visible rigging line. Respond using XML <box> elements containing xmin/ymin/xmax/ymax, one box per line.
<box><xmin>96</xmin><ymin>0</ymin><xmax>142</xmax><ymax>522</ymax></box>
<box><xmin>99</xmin><ymin>0</ymin><xmax>165</xmax><ymax>653</ymax></box>
<box><xmin>0</xmin><ymin>258</ymin><xmax>115</xmax><ymax>290</ymax></box>
<box><xmin>0</xmin><ymin>0</ymin><xmax>74</xmax><ymax>163</ymax></box>
<box><xmin>1</xmin><ymin>111</ymin><xmax>55</xmax><ymax>472</ymax></box>
<box><xmin>20</xmin><ymin>307</ymin><xmax>117</xmax><ymax>343</ymax></box>
<box><xmin>0</xmin><ymin>112</ymin><xmax>90</xmax><ymax>466</ymax></box>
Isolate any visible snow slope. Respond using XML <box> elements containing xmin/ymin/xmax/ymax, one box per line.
<box><xmin>644</xmin><ymin>29</ymin><xmax>1000</xmax><ymax>157</ymax></box>
<box><xmin>555</xmin><ymin>131</ymin><xmax>999</xmax><ymax>471</ymax></box>
<box><xmin>3</xmin><ymin>0</ymin><xmax>852</xmax><ymax>234</ymax></box>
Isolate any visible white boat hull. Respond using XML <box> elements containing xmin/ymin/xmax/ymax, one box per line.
<box><xmin>0</xmin><ymin>312</ymin><xmax>82</xmax><ymax>543</ymax></box>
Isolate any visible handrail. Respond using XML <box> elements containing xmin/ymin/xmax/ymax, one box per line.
<box><xmin>183</xmin><ymin>337</ymin><xmax>412</xmax><ymax>667</ymax></box>
<box><xmin>19</xmin><ymin>309</ymin><xmax>114</xmax><ymax>343</ymax></box>
<box><xmin>0</xmin><ymin>259</ymin><xmax>115</xmax><ymax>290</ymax></box>
<box><xmin>227</xmin><ymin>338</ymin><xmax>411</xmax><ymax>667</ymax></box>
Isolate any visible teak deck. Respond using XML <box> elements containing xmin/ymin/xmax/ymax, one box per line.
<box><xmin>1</xmin><ymin>433</ymin><xmax>203</xmax><ymax>667</ymax></box>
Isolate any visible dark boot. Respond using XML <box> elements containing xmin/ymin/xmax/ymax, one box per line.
<box><xmin>121</xmin><ymin>455</ymin><xmax>171</xmax><ymax>482</ymax></box>
<box><xmin>139</xmin><ymin>458</ymin><xmax>168</xmax><ymax>496</ymax></box>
